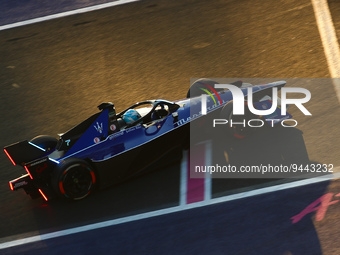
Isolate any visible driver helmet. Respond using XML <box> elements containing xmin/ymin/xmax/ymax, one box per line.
<box><xmin>122</xmin><ymin>109</ymin><xmax>141</xmax><ymax>125</ymax></box>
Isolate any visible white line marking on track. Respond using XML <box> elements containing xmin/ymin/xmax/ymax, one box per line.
<box><xmin>1</xmin><ymin>168</ymin><xmax>339</xmax><ymax>250</ymax></box>
<box><xmin>311</xmin><ymin>0</ymin><xmax>340</xmax><ymax>103</ymax></box>
<box><xmin>179</xmin><ymin>150</ymin><xmax>188</xmax><ymax>206</ymax></box>
<box><xmin>0</xmin><ymin>0</ymin><xmax>140</xmax><ymax>31</ymax></box>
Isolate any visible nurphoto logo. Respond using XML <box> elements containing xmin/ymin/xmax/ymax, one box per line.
<box><xmin>202</xmin><ymin>84</ymin><xmax>311</xmax><ymax>116</ymax></box>
<box><xmin>200</xmin><ymin>84</ymin><xmax>311</xmax><ymax>128</ymax></box>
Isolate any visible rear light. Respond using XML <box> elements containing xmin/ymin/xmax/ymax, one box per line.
<box><xmin>9</xmin><ymin>182</ymin><xmax>14</xmax><ymax>191</ymax></box>
<box><xmin>38</xmin><ymin>189</ymin><xmax>48</xmax><ymax>201</ymax></box>
<box><xmin>24</xmin><ymin>166</ymin><xmax>33</xmax><ymax>179</ymax></box>
<box><xmin>4</xmin><ymin>149</ymin><xmax>16</xmax><ymax>165</ymax></box>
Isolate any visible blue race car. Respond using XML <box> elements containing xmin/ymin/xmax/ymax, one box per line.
<box><xmin>4</xmin><ymin>79</ymin><xmax>291</xmax><ymax>201</ymax></box>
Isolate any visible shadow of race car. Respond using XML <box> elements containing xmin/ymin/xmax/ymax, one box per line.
<box><xmin>4</xmin><ymin>79</ymin><xmax>292</xmax><ymax>201</ymax></box>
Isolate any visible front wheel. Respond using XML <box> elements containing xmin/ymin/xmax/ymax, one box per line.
<box><xmin>53</xmin><ymin>158</ymin><xmax>96</xmax><ymax>200</ymax></box>
<box><xmin>220</xmin><ymin>101</ymin><xmax>259</xmax><ymax>139</ymax></box>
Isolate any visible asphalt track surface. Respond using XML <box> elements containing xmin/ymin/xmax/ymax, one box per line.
<box><xmin>330</xmin><ymin>0</ymin><xmax>340</xmax><ymax>40</ymax></box>
<box><xmin>0</xmin><ymin>0</ymin><xmax>340</xmax><ymax>254</ymax></box>
<box><xmin>2</xmin><ymin>180</ymin><xmax>340</xmax><ymax>255</ymax></box>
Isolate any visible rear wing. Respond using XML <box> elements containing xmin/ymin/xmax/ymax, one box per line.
<box><xmin>4</xmin><ymin>140</ymin><xmax>47</xmax><ymax>166</ymax></box>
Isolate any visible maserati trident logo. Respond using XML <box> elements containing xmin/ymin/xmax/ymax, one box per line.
<box><xmin>94</xmin><ymin>122</ymin><xmax>103</xmax><ymax>134</ymax></box>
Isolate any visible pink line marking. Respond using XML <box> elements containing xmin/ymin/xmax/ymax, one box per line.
<box><xmin>187</xmin><ymin>143</ymin><xmax>206</xmax><ymax>204</ymax></box>
<box><xmin>291</xmin><ymin>193</ymin><xmax>340</xmax><ymax>223</ymax></box>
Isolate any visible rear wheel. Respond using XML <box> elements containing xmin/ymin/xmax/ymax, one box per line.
<box><xmin>53</xmin><ymin>158</ymin><xmax>96</xmax><ymax>200</ymax></box>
